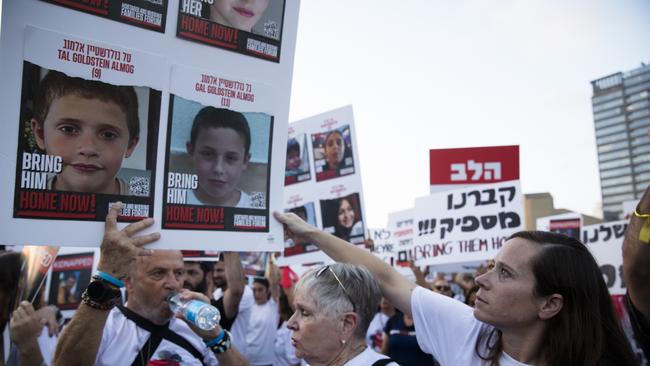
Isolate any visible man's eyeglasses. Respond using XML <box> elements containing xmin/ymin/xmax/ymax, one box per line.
<box><xmin>316</xmin><ymin>265</ymin><xmax>356</xmax><ymax>313</ymax></box>
<box><xmin>435</xmin><ymin>285</ymin><xmax>451</xmax><ymax>291</ymax></box>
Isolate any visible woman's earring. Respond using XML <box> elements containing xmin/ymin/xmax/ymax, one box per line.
<box><xmin>341</xmin><ymin>339</ymin><xmax>346</xmax><ymax>345</ymax></box>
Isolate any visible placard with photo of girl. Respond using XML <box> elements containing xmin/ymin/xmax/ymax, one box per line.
<box><xmin>312</xmin><ymin>125</ymin><xmax>355</xmax><ymax>182</ymax></box>
<box><xmin>320</xmin><ymin>193</ymin><xmax>365</xmax><ymax>245</ymax></box>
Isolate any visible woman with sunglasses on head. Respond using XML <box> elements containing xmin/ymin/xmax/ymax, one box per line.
<box><xmin>275</xmin><ymin>212</ymin><xmax>637</xmax><ymax>366</ymax></box>
<box><xmin>288</xmin><ymin>263</ymin><xmax>400</xmax><ymax>366</ymax></box>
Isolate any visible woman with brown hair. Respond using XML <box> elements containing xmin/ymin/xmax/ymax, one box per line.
<box><xmin>275</xmin><ymin>212</ymin><xmax>637</xmax><ymax>365</ymax></box>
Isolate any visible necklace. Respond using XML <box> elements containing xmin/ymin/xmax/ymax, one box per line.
<box><xmin>327</xmin><ymin>342</ymin><xmax>367</xmax><ymax>366</ymax></box>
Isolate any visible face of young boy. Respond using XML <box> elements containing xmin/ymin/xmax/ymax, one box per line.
<box><xmin>32</xmin><ymin>94</ymin><xmax>137</xmax><ymax>194</ymax></box>
<box><xmin>188</xmin><ymin>127</ymin><xmax>249</xmax><ymax>206</ymax></box>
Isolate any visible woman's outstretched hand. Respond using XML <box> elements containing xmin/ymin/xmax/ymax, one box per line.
<box><xmin>273</xmin><ymin>211</ymin><xmax>318</xmax><ymax>245</ymax></box>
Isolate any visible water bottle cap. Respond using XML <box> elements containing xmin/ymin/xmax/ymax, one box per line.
<box><xmin>165</xmin><ymin>292</ymin><xmax>179</xmax><ymax>302</ymax></box>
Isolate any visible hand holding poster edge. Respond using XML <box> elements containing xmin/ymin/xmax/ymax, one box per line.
<box><xmin>97</xmin><ymin>202</ymin><xmax>159</xmax><ymax>280</ymax></box>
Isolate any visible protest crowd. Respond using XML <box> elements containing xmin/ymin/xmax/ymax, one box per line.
<box><xmin>0</xmin><ymin>2</ymin><xmax>649</xmax><ymax>366</ymax></box>
<box><xmin>0</xmin><ymin>183</ymin><xmax>649</xmax><ymax>365</ymax></box>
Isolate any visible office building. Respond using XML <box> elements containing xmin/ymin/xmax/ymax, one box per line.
<box><xmin>591</xmin><ymin>62</ymin><xmax>650</xmax><ymax>220</ymax></box>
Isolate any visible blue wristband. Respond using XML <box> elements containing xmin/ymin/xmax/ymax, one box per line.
<box><xmin>96</xmin><ymin>271</ymin><xmax>125</xmax><ymax>288</ymax></box>
<box><xmin>204</xmin><ymin>329</ymin><xmax>225</xmax><ymax>347</ymax></box>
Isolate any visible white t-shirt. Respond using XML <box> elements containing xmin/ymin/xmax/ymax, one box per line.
<box><xmin>301</xmin><ymin>347</ymin><xmax>397</xmax><ymax>366</ymax></box>
<box><xmin>37</xmin><ymin>331</ymin><xmax>58</xmax><ymax>366</ymax></box>
<box><xmin>95</xmin><ymin>307</ymin><xmax>219</xmax><ymax>365</ymax></box>
<box><xmin>411</xmin><ymin>286</ymin><xmax>531</xmax><ymax>366</ymax></box>
<box><xmin>246</xmin><ymin>299</ymin><xmax>279</xmax><ymax>365</ymax></box>
<box><xmin>274</xmin><ymin>321</ymin><xmax>301</xmax><ymax>366</ymax></box>
<box><xmin>213</xmin><ymin>285</ymin><xmax>254</xmax><ymax>358</ymax></box>
<box><xmin>343</xmin><ymin>347</ymin><xmax>397</xmax><ymax>366</ymax></box>
<box><xmin>365</xmin><ymin>312</ymin><xmax>390</xmax><ymax>352</ymax></box>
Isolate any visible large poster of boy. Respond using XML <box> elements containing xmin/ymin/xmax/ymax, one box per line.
<box><xmin>164</xmin><ymin>95</ymin><xmax>270</xmax><ymax>229</ymax></box>
<box><xmin>158</xmin><ymin>65</ymin><xmax>283</xmax><ymax>251</ymax></box>
<box><xmin>320</xmin><ymin>193</ymin><xmax>365</xmax><ymax>245</ymax></box>
<box><xmin>177</xmin><ymin>0</ymin><xmax>286</xmax><ymax>62</ymax></box>
<box><xmin>39</xmin><ymin>0</ymin><xmax>168</xmax><ymax>32</ymax></box>
<box><xmin>13</xmin><ymin>28</ymin><xmax>163</xmax><ymax>222</ymax></box>
<box><xmin>284</xmin><ymin>133</ymin><xmax>311</xmax><ymax>186</ymax></box>
<box><xmin>312</xmin><ymin>125</ymin><xmax>355</xmax><ymax>182</ymax></box>
<box><xmin>47</xmin><ymin>252</ymin><xmax>93</xmax><ymax>310</ymax></box>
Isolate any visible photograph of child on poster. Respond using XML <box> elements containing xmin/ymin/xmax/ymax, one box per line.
<box><xmin>201</xmin><ymin>0</ymin><xmax>284</xmax><ymax>40</ymax></box>
<box><xmin>283</xmin><ymin>202</ymin><xmax>318</xmax><ymax>256</ymax></box>
<box><xmin>166</xmin><ymin>96</ymin><xmax>271</xmax><ymax>211</ymax></box>
<box><xmin>312</xmin><ymin>125</ymin><xmax>355</xmax><ymax>182</ymax></box>
<box><xmin>177</xmin><ymin>0</ymin><xmax>285</xmax><ymax>61</ymax></box>
<box><xmin>320</xmin><ymin>193</ymin><xmax>365</xmax><ymax>244</ymax></box>
<box><xmin>14</xmin><ymin>62</ymin><xmax>159</xmax><ymax>220</ymax></box>
<box><xmin>284</xmin><ymin>134</ymin><xmax>310</xmax><ymax>185</ymax></box>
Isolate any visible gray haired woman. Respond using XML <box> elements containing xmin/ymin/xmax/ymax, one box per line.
<box><xmin>287</xmin><ymin>263</ymin><xmax>399</xmax><ymax>366</ymax></box>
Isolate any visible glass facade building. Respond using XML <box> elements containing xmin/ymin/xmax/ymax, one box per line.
<box><xmin>591</xmin><ymin>63</ymin><xmax>650</xmax><ymax>220</ymax></box>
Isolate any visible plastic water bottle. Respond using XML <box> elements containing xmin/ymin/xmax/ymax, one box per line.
<box><xmin>167</xmin><ymin>292</ymin><xmax>220</xmax><ymax>330</ymax></box>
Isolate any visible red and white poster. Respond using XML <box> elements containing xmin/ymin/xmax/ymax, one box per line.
<box><xmin>47</xmin><ymin>252</ymin><xmax>94</xmax><ymax>310</ymax></box>
<box><xmin>0</xmin><ymin>1</ymin><xmax>300</xmax><ymax>249</ymax></box>
<box><xmin>157</xmin><ymin>65</ymin><xmax>282</xmax><ymax>251</ymax></box>
<box><xmin>278</xmin><ymin>106</ymin><xmax>367</xmax><ymax>266</ymax></box>
<box><xmin>387</xmin><ymin>208</ymin><xmax>416</xmax><ymax>267</ymax></box>
<box><xmin>430</xmin><ymin>145</ymin><xmax>519</xmax><ymax>193</ymax></box>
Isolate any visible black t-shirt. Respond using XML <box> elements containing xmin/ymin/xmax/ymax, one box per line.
<box><xmin>626</xmin><ymin>294</ymin><xmax>650</xmax><ymax>363</ymax></box>
<box><xmin>211</xmin><ymin>297</ymin><xmax>237</xmax><ymax>331</ymax></box>
<box><xmin>383</xmin><ymin>312</ymin><xmax>439</xmax><ymax>366</ymax></box>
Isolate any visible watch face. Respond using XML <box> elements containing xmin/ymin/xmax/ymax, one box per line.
<box><xmin>87</xmin><ymin>280</ymin><xmax>120</xmax><ymax>302</ymax></box>
<box><xmin>87</xmin><ymin>280</ymin><xmax>108</xmax><ymax>301</ymax></box>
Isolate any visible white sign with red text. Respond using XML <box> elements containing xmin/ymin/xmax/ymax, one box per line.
<box><xmin>387</xmin><ymin>208</ymin><xmax>416</xmax><ymax>267</ymax></box>
<box><xmin>277</xmin><ymin>106</ymin><xmax>367</xmax><ymax>266</ymax></box>
<box><xmin>0</xmin><ymin>1</ymin><xmax>300</xmax><ymax>249</ymax></box>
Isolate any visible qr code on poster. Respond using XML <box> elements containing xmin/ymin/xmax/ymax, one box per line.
<box><xmin>129</xmin><ymin>177</ymin><xmax>150</xmax><ymax>197</ymax></box>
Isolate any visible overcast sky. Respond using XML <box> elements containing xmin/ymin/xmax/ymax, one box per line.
<box><xmin>289</xmin><ymin>0</ymin><xmax>650</xmax><ymax>227</ymax></box>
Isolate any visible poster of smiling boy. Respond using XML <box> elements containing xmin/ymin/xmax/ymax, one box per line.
<box><xmin>177</xmin><ymin>0</ymin><xmax>286</xmax><ymax>62</ymax></box>
<box><xmin>11</xmin><ymin>27</ymin><xmax>164</xmax><ymax>224</ymax></box>
<box><xmin>160</xmin><ymin>65</ymin><xmax>282</xmax><ymax>251</ymax></box>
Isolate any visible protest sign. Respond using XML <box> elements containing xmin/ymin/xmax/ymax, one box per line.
<box><xmin>368</xmin><ymin>228</ymin><xmax>395</xmax><ymax>266</ymax></box>
<box><xmin>47</xmin><ymin>252</ymin><xmax>94</xmax><ymax>310</ymax></box>
<box><xmin>18</xmin><ymin>246</ymin><xmax>60</xmax><ymax>305</ymax></box>
<box><xmin>387</xmin><ymin>208</ymin><xmax>416</xmax><ymax>267</ymax></box>
<box><xmin>13</xmin><ymin>27</ymin><xmax>163</xmax><ymax>223</ymax></box>
<box><xmin>430</xmin><ymin>145</ymin><xmax>519</xmax><ymax>193</ymax></box>
<box><xmin>39</xmin><ymin>0</ymin><xmax>168</xmax><ymax>32</ymax></box>
<box><xmin>582</xmin><ymin>220</ymin><xmax>628</xmax><ymax>296</ymax></box>
<box><xmin>414</xmin><ymin>180</ymin><xmax>524</xmax><ymax>268</ymax></box>
<box><xmin>1</xmin><ymin>1</ymin><xmax>299</xmax><ymax>250</ymax></box>
<box><xmin>277</xmin><ymin>106</ymin><xmax>367</xmax><ymax>265</ymax></box>
<box><xmin>536</xmin><ymin>213</ymin><xmax>583</xmax><ymax>240</ymax></box>
<box><xmin>176</xmin><ymin>0</ymin><xmax>286</xmax><ymax>62</ymax></box>
<box><xmin>158</xmin><ymin>66</ymin><xmax>281</xmax><ymax>250</ymax></box>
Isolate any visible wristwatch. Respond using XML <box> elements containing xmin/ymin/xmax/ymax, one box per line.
<box><xmin>82</xmin><ymin>278</ymin><xmax>122</xmax><ymax>310</ymax></box>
